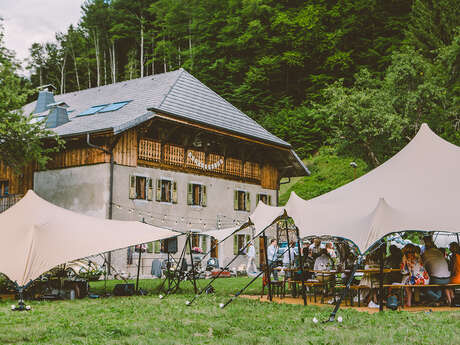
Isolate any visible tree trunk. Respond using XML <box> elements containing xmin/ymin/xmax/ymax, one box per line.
<box><xmin>39</xmin><ymin>67</ymin><xmax>43</xmax><ymax>86</ymax></box>
<box><xmin>189</xmin><ymin>18</ymin><xmax>193</xmax><ymax>71</ymax></box>
<box><xmin>151</xmin><ymin>36</ymin><xmax>154</xmax><ymax>75</ymax></box>
<box><xmin>140</xmin><ymin>20</ymin><xmax>144</xmax><ymax>78</ymax></box>
<box><xmin>103</xmin><ymin>50</ymin><xmax>107</xmax><ymax>85</ymax></box>
<box><xmin>93</xmin><ymin>29</ymin><xmax>101</xmax><ymax>87</ymax></box>
<box><xmin>363</xmin><ymin>140</ymin><xmax>380</xmax><ymax>167</ymax></box>
<box><xmin>109</xmin><ymin>41</ymin><xmax>116</xmax><ymax>84</ymax></box>
<box><xmin>60</xmin><ymin>54</ymin><xmax>67</xmax><ymax>95</ymax></box>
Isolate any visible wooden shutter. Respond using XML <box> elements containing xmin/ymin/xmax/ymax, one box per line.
<box><xmin>156</xmin><ymin>179</ymin><xmax>161</xmax><ymax>201</ymax></box>
<box><xmin>154</xmin><ymin>241</ymin><xmax>161</xmax><ymax>253</ymax></box>
<box><xmin>245</xmin><ymin>192</ymin><xmax>251</xmax><ymax>211</ymax></box>
<box><xmin>233</xmin><ymin>191</ymin><xmax>239</xmax><ymax>210</ymax></box>
<box><xmin>187</xmin><ymin>184</ymin><xmax>193</xmax><ymax>205</ymax></box>
<box><xmin>172</xmin><ymin>181</ymin><xmax>178</xmax><ymax>203</ymax></box>
<box><xmin>233</xmin><ymin>235</ymin><xmax>238</xmax><ymax>255</ymax></box>
<box><xmin>186</xmin><ymin>238</ymin><xmax>191</xmax><ymax>254</ymax></box>
<box><xmin>268</xmin><ymin>195</ymin><xmax>272</xmax><ymax>206</ymax></box>
<box><xmin>129</xmin><ymin>175</ymin><xmax>136</xmax><ymax>199</ymax></box>
<box><xmin>201</xmin><ymin>235</ymin><xmax>207</xmax><ymax>253</ymax></box>
<box><xmin>147</xmin><ymin>242</ymin><xmax>153</xmax><ymax>253</ymax></box>
<box><xmin>245</xmin><ymin>235</ymin><xmax>251</xmax><ymax>244</ymax></box>
<box><xmin>201</xmin><ymin>185</ymin><xmax>207</xmax><ymax>207</ymax></box>
<box><xmin>256</xmin><ymin>194</ymin><xmax>260</xmax><ymax>205</ymax></box>
<box><xmin>147</xmin><ymin>178</ymin><xmax>153</xmax><ymax>201</ymax></box>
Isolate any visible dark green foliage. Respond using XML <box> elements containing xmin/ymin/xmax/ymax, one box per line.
<box><xmin>279</xmin><ymin>147</ymin><xmax>369</xmax><ymax>204</ymax></box>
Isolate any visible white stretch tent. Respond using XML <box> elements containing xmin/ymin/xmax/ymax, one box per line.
<box><xmin>0</xmin><ymin>190</ymin><xmax>177</xmax><ymax>287</ymax></box>
<box><xmin>251</xmin><ymin>124</ymin><xmax>460</xmax><ymax>254</ymax></box>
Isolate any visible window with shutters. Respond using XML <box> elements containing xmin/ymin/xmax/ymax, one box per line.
<box><xmin>156</xmin><ymin>179</ymin><xmax>176</xmax><ymax>203</ymax></box>
<box><xmin>256</xmin><ymin>193</ymin><xmax>272</xmax><ymax>206</ymax></box>
<box><xmin>234</xmin><ymin>190</ymin><xmax>250</xmax><ymax>211</ymax></box>
<box><xmin>0</xmin><ymin>181</ymin><xmax>9</xmax><ymax>197</ymax></box>
<box><xmin>187</xmin><ymin>183</ymin><xmax>207</xmax><ymax>207</ymax></box>
<box><xmin>134</xmin><ymin>176</ymin><xmax>147</xmax><ymax>200</ymax></box>
<box><xmin>233</xmin><ymin>234</ymin><xmax>252</xmax><ymax>255</ymax></box>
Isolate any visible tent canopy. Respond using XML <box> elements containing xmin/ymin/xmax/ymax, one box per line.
<box><xmin>0</xmin><ymin>190</ymin><xmax>177</xmax><ymax>287</ymax></box>
<box><xmin>251</xmin><ymin>124</ymin><xmax>460</xmax><ymax>253</ymax></box>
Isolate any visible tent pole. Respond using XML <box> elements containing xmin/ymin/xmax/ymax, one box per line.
<box><xmin>285</xmin><ymin>219</ymin><xmax>292</xmax><ymax>300</ymax></box>
<box><xmin>263</xmin><ymin>229</ymin><xmax>273</xmax><ymax>301</ymax></box>
<box><xmin>221</xmin><ymin>245</ymin><xmax>293</xmax><ymax>308</ymax></box>
<box><xmin>135</xmin><ymin>244</ymin><xmax>143</xmax><ymax>293</ymax></box>
<box><xmin>163</xmin><ymin>234</ymin><xmax>189</xmax><ymax>296</ymax></box>
<box><xmin>379</xmin><ymin>243</ymin><xmax>385</xmax><ymax>312</ymax></box>
<box><xmin>295</xmin><ymin>227</ymin><xmax>307</xmax><ymax>306</ymax></box>
<box><xmin>187</xmin><ymin>233</ymin><xmax>198</xmax><ymax>294</ymax></box>
<box><xmin>457</xmin><ymin>233</ymin><xmax>459</xmax><ymax>245</ymax></box>
<box><xmin>186</xmin><ymin>215</ymin><xmax>286</xmax><ymax>306</ymax></box>
<box><xmin>325</xmin><ymin>255</ymin><xmax>363</xmax><ymax>323</ymax></box>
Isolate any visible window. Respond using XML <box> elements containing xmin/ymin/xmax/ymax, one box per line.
<box><xmin>233</xmin><ymin>234</ymin><xmax>252</xmax><ymax>255</ymax></box>
<box><xmin>234</xmin><ymin>190</ymin><xmax>250</xmax><ymax>211</ymax></box>
<box><xmin>257</xmin><ymin>193</ymin><xmax>272</xmax><ymax>206</ymax></box>
<box><xmin>0</xmin><ymin>181</ymin><xmax>9</xmax><ymax>197</ymax></box>
<box><xmin>186</xmin><ymin>234</ymin><xmax>207</xmax><ymax>253</ymax></box>
<box><xmin>77</xmin><ymin>104</ymin><xmax>108</xmax><ymax>116</ymax></box>
<box><xmin>99</xmin><ymin>101</ymin><xmax>131</xmax><ymax>113</ymax></box>
<box><xmin>129</xmin><ymin>176</ymin><xmax>153</xmax><ymax>200</ymax></box>
<box><xmin>156</xmin><ymin>179</ymin><xmax>177</xmax><ymax>203</ymax></box>
<box><xmin>187</xmin><ymin>183</ymin><xmax>207</xmax><ymax>206</ymax></box>
<box><xmin>136</xmin><ymin>176</ymin><xmax>147</xmax><ymax>200</ymax></box>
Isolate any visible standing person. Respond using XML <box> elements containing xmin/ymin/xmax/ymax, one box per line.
<box><xmin>246</xmin><ymin>242</ymin><xmax>257</xmax><ymax>276</ymax></box>
<box><xmin>283</xmin><ymin>241</ymin><xmax>297</xmax><ymax>276</ymax></box>
<box><xmin>267</xmin><ymin>239</ymin><xmax>279</xmax><ymax>281</ymax></box>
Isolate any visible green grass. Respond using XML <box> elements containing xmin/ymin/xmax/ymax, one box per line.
<box><xmin>1</xmin><ymin>277</ymin><xmax>459</xmax><ymax>344</ymax></box>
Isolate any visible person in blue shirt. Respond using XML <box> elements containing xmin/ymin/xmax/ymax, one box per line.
<box><xmin>267</xmin><ymin>239</ymin><xmax>279</xmax><ymax>281</ymax></box>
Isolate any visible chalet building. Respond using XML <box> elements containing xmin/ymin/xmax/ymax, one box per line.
<box><xmin>3</xmin><ymin>69</ymin><xmax>308</xmax><ymax>277</ymax></box>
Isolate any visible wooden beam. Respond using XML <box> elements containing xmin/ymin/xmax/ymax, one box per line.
<box><xmin>154</xmin><ymin>113</ymin><xmax>291</xmax><ymax>152</ymax></box>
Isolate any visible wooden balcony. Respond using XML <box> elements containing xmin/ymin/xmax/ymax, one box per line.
<box><xmin>138</xmin><ymin>138</ymin><xmax>262</xmax><ymax>182</ymax></box>
<box><xmin>0</xmin><ymin>194</ymin><xmax>22</xmax><ymax>213</ymax></box>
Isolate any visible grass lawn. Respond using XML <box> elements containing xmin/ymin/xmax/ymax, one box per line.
<box><xmin>1</xmin><ymin>277</ymin><xmax>459</xmax><ymax>345</ymax></box>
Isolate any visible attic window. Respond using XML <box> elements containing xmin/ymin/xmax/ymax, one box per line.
<box><xmin>30</xmin><ymin>115</ymin><xmax>47</xmax><ymax>124</ymax></box>
<box><xmin>99</xmin><ymin>101</ymin><xmax>130</xmax><ymax>113</ymax></box>
<box><xmin>78</xmin><ymin>105</ymin><xmax>108</xmax><ymax>116</ymax></box>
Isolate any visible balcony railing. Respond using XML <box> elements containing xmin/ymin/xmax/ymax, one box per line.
<box><xmin>138</xmin><ymin>138</ymin><xmax>261</xmax><ymax>181</ymax></box>
<box><xmin>0</xmin><ymin>194</ymin><xmax>22</xmax><ymax>213</ymax></box>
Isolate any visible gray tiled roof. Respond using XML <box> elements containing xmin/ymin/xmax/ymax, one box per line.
<box><xmin>151</xmin><ymin>70</ymin><xmax>290</xmax><ymax>147</ymax></box>
<box><xmin>22</xmin><ymin>69</ymin><xmax>289</xmax><ymax>147</ymax></box>
<box><xmin>22</xmin><ymin>70</ymin><xmax>182</xmax><ymax>137</ymax></box>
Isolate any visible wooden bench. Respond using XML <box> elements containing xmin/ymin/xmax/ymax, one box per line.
<box><xmin>384</xmin><ymin>284</ymin><xmax>460</xmax><ymax>308</ymax></box>
<box><xmin>288</xmin><ymin>280</ymin><xmax>326</xmax><ymax>303</ymax></box>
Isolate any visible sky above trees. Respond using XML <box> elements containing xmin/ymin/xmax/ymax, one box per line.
<box><xmin>0</xmin><ymin>0</ymin><xmax>83</xmax><ymax>68</ymax></box>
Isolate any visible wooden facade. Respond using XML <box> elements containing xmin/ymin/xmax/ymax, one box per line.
<box><xmin>0</xmin><ymin>161</ymin><xmax>34</xmax><ymax>195</ymax></box>
<box><xmin>137</xmin><ymin>138</ymin><xmax>279</xmax><ymax>188</ymax></box>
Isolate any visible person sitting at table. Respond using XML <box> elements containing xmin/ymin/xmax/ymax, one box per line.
<box><xmin>445</xmin><ymin>242</ymin><xmax>460</xmax><ymax>305</ymax></box>
<box><xmin>309</xmin><ymin>238</ymin><xmax>323</xmax><ymax>260</ymax></box>
<box><xmin>401</xmin><ymin>244</ymin><xmax>429</xmax><ymax>307</ymax></box>
<box><xmin>314</xmin><ymin>248</ymin><xmax>334</xmax><ymax>293</ymax></box>
<box><xmin>359</xmin><ymin>249</ymin><xmax>381</xmax><ymax>308</ymax></box>
<box><xmin>422</xmin><ymin>241</ymin><xmax>451</xmax><ymax>305</ymax></box>
<box><xmin>282</xmin><ymin>241</ymin><xmax>297</xmax><ymax>277</ymax></box>
<box><xmin>385</xmin><ymin>245</ymin><xmax>403</xmax><ymax>284</ymax></box>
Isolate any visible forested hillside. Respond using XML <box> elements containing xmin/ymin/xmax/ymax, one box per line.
<box><xmin>23</xmin><ymin>0</ymin><xmax>459</xmax><ymax>200</ymax></box>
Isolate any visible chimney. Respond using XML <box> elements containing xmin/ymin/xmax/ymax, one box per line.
<box><xmin>45</xmin><ymin>106</ymin><xmax>69</xmax><ymax>128</ymax></box>
<box><xmin>33</xmin><ymin>85</ymin><xmax>56</xmax><ymax>114</ymax></box>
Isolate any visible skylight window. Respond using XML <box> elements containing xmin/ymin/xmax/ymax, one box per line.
<box><xmin>78</xmin><ymin>105</ymin><xmax>108</xmax><ymax>117</ymax></box>
<box><xmin>30</xmin><ymin>115</ymin><xmax>47</xmax><ymax>124</ymax></box>
<box><xmin>99</xmin><ymin>101</ymin><xmax>131</xmax><ymax>113</ymax></box>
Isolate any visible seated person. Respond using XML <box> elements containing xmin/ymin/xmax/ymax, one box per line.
<box><xmin>422</xmin><ymin>242</ymin><xmax>451</xmax><ymax>304</ymax></box>
<box><xmin>385</xmin><ymin>245</ymin><xmax>403</xmax><ymax>284</ymax></box>
<box><xmin>309</xmin><ymin>238</ymin><xmax>323</xmax><ymax>260</ymax></box>
<box><xmin>446</xmin><ymin>242</ymin><xmax>460</xmax><ymax>305</ymax></box>
<box><xmin>314</xmin><ymin>248</ymin><xmax>334</xmax><ymax>285</ymax></box>
<box><xmin>401</xmin><ymin>244</ymin><xmax>429</xmax><ymax>307</ymax></box>
<box><xmin>360</xmin><ymin>249</ymin><xmax>382</xmax><ymax>307</ymax></box>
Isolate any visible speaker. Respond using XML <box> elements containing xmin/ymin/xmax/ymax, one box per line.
<box><xmin>113</xmin><ymin>283</ymin><xmax>135</xmax><ymax>296</ymax></box>
<box><xmin>161</xmin><ymin>237</ymin><xmax>178</xmax><ymax>253</ymax></box>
